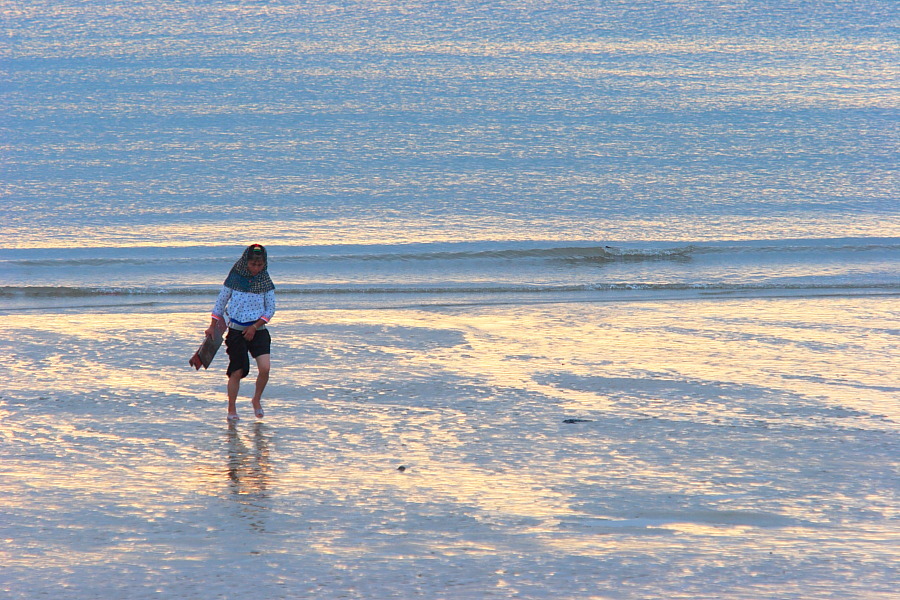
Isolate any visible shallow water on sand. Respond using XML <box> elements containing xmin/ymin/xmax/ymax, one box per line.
<box><xmin>1</xmin><ymin>294</ymin><xmax>897</xmax><ymax>599</ymax></box>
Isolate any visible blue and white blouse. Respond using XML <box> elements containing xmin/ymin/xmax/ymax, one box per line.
<box><xmin>211</xmin><ymin>286</ymin><xmax>276</xmax><ymax>328</ymax></box>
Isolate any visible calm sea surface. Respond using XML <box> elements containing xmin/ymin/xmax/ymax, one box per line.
<box><xmin>3</xmin><ymin>0</ymin><xmax>898</xmax><ymax>251</ymax></box>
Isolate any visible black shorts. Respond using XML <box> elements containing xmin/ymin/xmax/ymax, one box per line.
<box><xmin>225</xmin><ymin>328</ymin><xmax>271</xmax><ymax>378</ymax></box>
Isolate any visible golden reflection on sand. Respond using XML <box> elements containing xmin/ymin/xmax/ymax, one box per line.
<box><xmin>299</xmin><ymin>297</ymin><xmax>898</xmax><ymax>420</ymax></box>
<box><xmin>6</xmin><ymin>297</ymin><xmax>897</xmax><ymax>557</ymax></box>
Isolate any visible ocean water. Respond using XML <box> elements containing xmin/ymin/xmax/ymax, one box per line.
<box><xmin>2</xmin><ymin>1</ymin><xmax>899</xmax><ymax>599</ymax></box>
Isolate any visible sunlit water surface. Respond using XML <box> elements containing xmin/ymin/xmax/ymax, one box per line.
<box><xmin>5</xmin><ymin>2</ymin><xmax>899</xmax><ymax>249</ymax></box>
<box><xmin>1</xmin><ymin>296</ymin><xmax>896</xmax><ymax>599</ymax></box>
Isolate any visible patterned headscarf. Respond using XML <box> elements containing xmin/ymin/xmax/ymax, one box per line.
<box><xmin>223</xmin><ymin>244</ymin><xmax>275</xmax><ymax>293</ymax></box>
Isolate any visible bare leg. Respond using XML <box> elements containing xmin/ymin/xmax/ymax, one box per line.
<box><xmin>227</xmin><ymin>370</ymin><xmax>243</xmax><ymax>416</ymax></box>
<box><xmin>251</xmin><ymin>354</ymin><xmax>270</xmax><ymax>416</ymax></box>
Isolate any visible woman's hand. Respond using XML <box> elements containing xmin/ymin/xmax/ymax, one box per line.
<box><xmin>205</xmin><ymin>319</ymin><xmax>224</xmax><ymax>339</ymax></box>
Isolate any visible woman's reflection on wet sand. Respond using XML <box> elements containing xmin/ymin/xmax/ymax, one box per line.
<box><xmin>226</xmin><ymin>422</ymin><xmax>272</xmax><ymax>531</ymax></box>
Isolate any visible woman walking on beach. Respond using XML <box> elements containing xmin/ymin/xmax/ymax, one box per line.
<box><xmin>207</xmin><ymin>243</ymin><xmax>276</xmax><ymax>422</ymax></box>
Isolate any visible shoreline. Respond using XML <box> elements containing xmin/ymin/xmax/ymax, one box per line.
<box><xmin>2</xmin><ymin>284</ymin><xmax>898</xmax><ymax>315</ymax></box>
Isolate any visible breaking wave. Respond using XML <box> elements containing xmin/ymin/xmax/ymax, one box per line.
<box><xmin>4</xmin><ymin>238</ymin><xmax>897</xmax><ymax>267</ymax></box>
<box><xmin>3</xmin><ymin>282</ymin><xmax>897</xmax><ymax>300</ymax></box>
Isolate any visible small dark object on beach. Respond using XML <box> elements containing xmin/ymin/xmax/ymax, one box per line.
<box><xmin>563</xmin><ymin>418</ymin><xmax>593</xmax><ymax>424</ymax></box>
<box><xmin>397</xmin><ymin>465</ymin><xmax>407</xmax><ymax>472</ymax></box>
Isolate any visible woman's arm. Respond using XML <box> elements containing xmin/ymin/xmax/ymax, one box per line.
<box><xmin>206</xmin><ymin>286</ymin><xmax>232</xmax><ymax>336</ymax></box>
